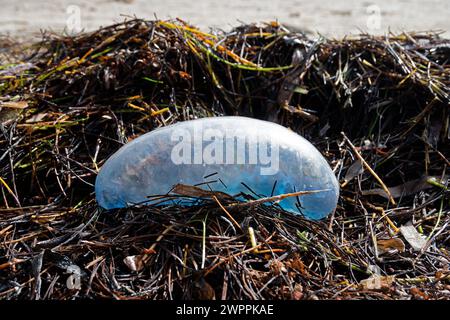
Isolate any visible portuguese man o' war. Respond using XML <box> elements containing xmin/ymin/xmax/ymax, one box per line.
<box><xmin>95</xmin><ymin>116</ymin><xmax>339</xmax><ymax>220</ymax></box>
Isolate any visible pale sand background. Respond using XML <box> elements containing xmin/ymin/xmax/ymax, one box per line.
<box><xmin>0</xmin><ymin>0</ymin><xmax>449</xmax><ymax>39</ymax></box>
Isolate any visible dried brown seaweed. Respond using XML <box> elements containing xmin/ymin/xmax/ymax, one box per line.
<box><xmin>0</xmin><ymin>19</ymin><xmax>449</xmax><ymax>300</ymax></box>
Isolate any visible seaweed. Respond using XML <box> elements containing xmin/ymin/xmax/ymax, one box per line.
<box><xmin>0</xmin><ymin>19</ymin><xmax>449</xmax><ymax>300</ymax></box>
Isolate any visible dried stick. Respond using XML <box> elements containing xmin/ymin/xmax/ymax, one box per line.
<box><xmin>341</xmin><ymin>132</ymin><xmax>396</xmax><ymax>206</ymax></box>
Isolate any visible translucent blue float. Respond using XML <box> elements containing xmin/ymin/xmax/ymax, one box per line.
<box><xmin>95</xmin><ymin>116</ymin><xmax>339</xmax><ymax>220</ymax></box>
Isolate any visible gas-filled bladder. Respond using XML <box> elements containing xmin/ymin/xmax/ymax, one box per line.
<box><xmin>95</xmin><ymin>116</ymin><xmax>339</xmax><ymax>220</ymax></box>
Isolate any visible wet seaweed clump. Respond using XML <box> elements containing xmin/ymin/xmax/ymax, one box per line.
<box><xmin>0</xmin><ymin>19</ymin><xmax>449</xmax><ymax>299</ymax></box>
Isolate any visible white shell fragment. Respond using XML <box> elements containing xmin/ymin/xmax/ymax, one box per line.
<box><xmin>95</xmin><ymin>116</ymin><xmax>339</xmax><ymax>220</ymax></box>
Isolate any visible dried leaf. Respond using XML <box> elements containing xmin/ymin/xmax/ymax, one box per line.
<box><xmin>26</xmin><ymin>113</ymin><xmax>48</xmax><ymax>123</ymax></box>
<box><xmin>123</xmin><ymin>255</ymin><xmax>146</xmax><ymax>272</ymax></box>
<box><xmin>343</xmin><ymin>160</ymin><xmax>363</xmax><ymax>184</ymax></box>
<box><xmin>400</xmin><ymin>223</ymin><xmax>427</xmax><ymax>251</ymax></box>
<box><xmin>360</xmin><ymin>275</ymin><xmax>395</xmax><ymax>290</ymax></box>
<box><xmin>410</xmin><ymin>287</ymin><xmax>429</xmax><ymax>300</ymax></box>
<box><xmin>123</xmin><ymin>249</ymin><xmax>156</xmax><ymax>271</ymax></box>
<box><xmin>362</xmin><ymin>176</ymin><xmax>447</xmax><ymax>199</ymax></box>
<box><xmin>377</xmin><ymin>238</ymin><xmax>406</xmax><ymax>255</ymax></box>
<box><xmin>0</xmin><ymin>101</ymin><xmax>28</xmax><ymax>109</ymax></box>
<box><xmin>269</xmin><ymin>259</ymin><xmax>288</xmax><ymax>275</ymax></box>
<box><xmin>171</xmin><ymin>183</ymin><xmax>233</xmax><ymax>200</ymax></box>
<box><xmin>292</xmin><ymin>283</ymin><xmax>303</xmax><ymax>300</ymax></box>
